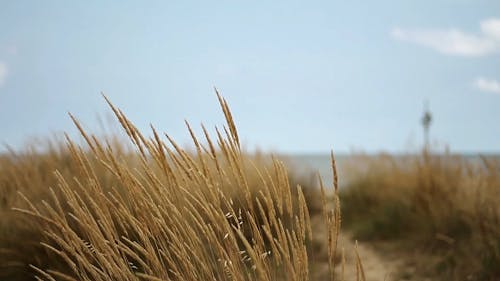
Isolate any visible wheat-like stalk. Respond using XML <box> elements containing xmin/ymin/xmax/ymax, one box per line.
<box><xmin>0</xmin><ymin>92</ymin><xmax>354</xmax><ymax>281</ymax></box>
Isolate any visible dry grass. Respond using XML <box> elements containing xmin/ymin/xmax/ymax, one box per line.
<box><xmin>341</xmin><ymin>151</ymin><xmax>500</xmax><ymax>280</ymax></box>
<box><xmin>0</xmin><ymin>92</ymin><xmax>360</xmax><ymax>281</ymax></box>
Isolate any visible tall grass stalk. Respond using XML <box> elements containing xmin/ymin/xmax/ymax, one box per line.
<box><xmin>0</xmin><ymin>92</ymin><xmax>353</xmax><ymax>281</ymax></box>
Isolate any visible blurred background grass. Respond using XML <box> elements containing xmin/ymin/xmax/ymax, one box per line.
<box><xmin>339</xmin><ymin>150</ymin><xmax>500</xmax><ymax>280</ymax></box>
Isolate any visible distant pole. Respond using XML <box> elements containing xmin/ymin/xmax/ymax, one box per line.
<box><xmin>421</xmin><ymin>100</ymin><xmax>432</xmax><ymax>150</ymax></box>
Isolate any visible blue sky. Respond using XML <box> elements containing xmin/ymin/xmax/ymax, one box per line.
<box><xmin>1</xmin><ymin>1</ymin><xmax>499</xmax><ymax>153</ymax></box>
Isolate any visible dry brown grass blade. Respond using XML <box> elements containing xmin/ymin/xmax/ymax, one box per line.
<box><xmin>354</xmin><ymin>241</ymin><xmax>366</xmax><ymax>281</ymax></box>
<box><xmin>1</xmin><ymin>92</ymin><xmax>359</xmax><ymax>281</ymax></box>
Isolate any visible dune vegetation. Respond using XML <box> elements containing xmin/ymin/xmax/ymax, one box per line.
<box><xmin>341</xmin><ymin>151</ymin><xmax>500</xmax><ymax>280</ymax></box>
<box><xmin>0</xmin><ymin>93</ymin><xmax>357</xmax><ymax>281</ymax></box>
<box><xmin>3</xmin><ymin>92</ymin><xmax>498</xmax><ymax>281</ymax></box>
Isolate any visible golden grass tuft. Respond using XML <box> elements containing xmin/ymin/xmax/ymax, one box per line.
<box><xmin>0</xmin><ymin>92</ymin><xmax>353</xmax><ymax>281</ymax></box>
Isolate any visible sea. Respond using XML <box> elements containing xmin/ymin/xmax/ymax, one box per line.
<box><xmin>283</xmin><ymin>154</ymin><xmax>347</xmax><ymax>189</ymax></box>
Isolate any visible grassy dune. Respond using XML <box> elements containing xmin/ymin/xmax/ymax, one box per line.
<box><xmin>0</xmin><ymin>94</ymin><xmax>352</xmax><ymax>281</ymax></box>
<box><xmin>341</xmin><ymin>151</ymin><xmax>500</xmax><ymax>280</ymax></box>
<box><xmin>4</xmin><ymin>92</ymin><xmax>496</xmax><ymax>280</ymax></box>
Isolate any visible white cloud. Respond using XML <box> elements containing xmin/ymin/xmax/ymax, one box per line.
<box><xmin>391</xmin><ymin>18</ymin><xmax>500</xmax><ymax>57</ymax></box>
<box><xmin>481</xmin><ymin>18</ymin><xmax>500</xmax><ymax>40</ymax></box>
<box><xmin>474</xmin><ymin>77</ymin><xmax>500</xmax><ymax>94</ymax></box>
<box><xmin>0</xmin><ymin>62</ymin><xmax>7</xmax><ymax>87</ymax></box>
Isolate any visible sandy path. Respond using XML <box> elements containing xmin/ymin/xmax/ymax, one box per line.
<box><xmin>310</xmin><ymin>215</ymin><xmax>407</xmax><ymax>281</ymax></box>
<box><xmin>336</xmin><ymin>232</ymin><xmax>405</xmax><ymax>281</ymax></box>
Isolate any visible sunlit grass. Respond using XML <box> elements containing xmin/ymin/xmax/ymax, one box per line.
<box><xmin>0</xmin><ymin>93</ymin><xmax>353</xmax><ymax>281</ymax></box>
